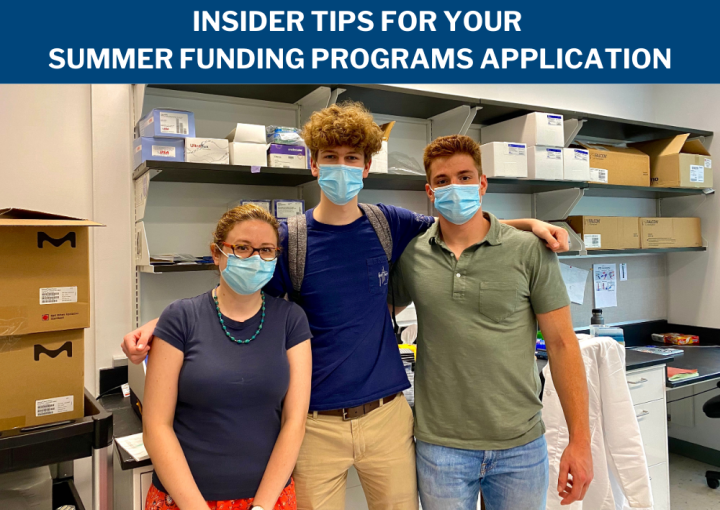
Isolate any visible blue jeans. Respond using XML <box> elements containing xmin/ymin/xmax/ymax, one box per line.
<box><xmin>416</xmin><ymin>436</ymin><xmax>549</xmax><ymax>510</ymax></box>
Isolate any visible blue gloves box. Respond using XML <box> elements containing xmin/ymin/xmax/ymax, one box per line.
<box><xmin>138</xmin><ymin>108</ymin><xmax>196</xmax><ymax>138</ymax></box>
<box><xmin>134</xmin><ymin>137</ymin><xmax>185</xmax><ymax>169</ymax></box>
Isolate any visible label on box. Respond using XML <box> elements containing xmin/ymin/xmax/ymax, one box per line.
<box><xmin>590</xmin><ymin>168</ymin><xmax>608</xmax><ymax>183</ymax></box>
<box><xmin>122</xmin><ymin>383</ymin><xmax>131</xmax><ymax>398</ymax></box>
<box><xmin>507</xmin><ymin>143</ymin><xmax>526</xmax><ymax>156</ymax></box>
<box><xmin>159</xmin><ymin>112</ymin><xmax>189</xmax><ymax>135</ymax></box>
<box><xmin>547</xmin><ymin>114</ymin><xmax>562</xmax><ymax>126</ymax></box>
<box><xmin>574</xmin><ymin>149</ymin><xmax>589</xmax><ymax>161</ymax></box>
<box><xmin>275</xmin><ymin>201</ymin><xmax>304</xmax><ymax>218</ymax></box>
<box><xmin>546</xmin><ymin>148</ymin><xmax>562</xmax><ymax>160</ymax></box>
<box><xmin>40</xmin><ymin>287</ymin><xmax>78</xmax><ymax>305</ymax></box>
<box><xmin>36</xmin><ymin>396</ymin><xmax>74</xmax><ymax>417</ymax></box>
<box><xmin>690</xmin><ymin>165</ymin><xmax>704</xmax><ymax>183</ymax></box>
<box><xmin>705</xmin><ymin>158</ymin><xmax>712</xmax><ymax>169</ymax></box>
<box><xmin>152</xmin><ymin>145</ymin><xmax>176</xmax><ymax>158</ymax></box>
<box><xmin>584</xmin><ymin>234</ymin><xmax>601</xmax><ymax>248</ymax></box>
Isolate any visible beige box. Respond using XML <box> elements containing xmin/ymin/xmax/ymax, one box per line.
<box><xmin>480</xmin><ymin>142</ymin><xmax>528</xmax><ymax>178</ymax></box>
<box><xmin>0</xmin><ymin>208</ymin><xmax>102</xmax><ymax>336</ymax></box>
<box><xmin>574</xmin><ymin>142</ymin><xmax>650</xmax><ymax>187</ymax></box>
<box><xmin>563</xmin><ymin>148</ymin><xmax>591</xmax><ymax>181</ymax></box>
<box><xmin>527</xmin><ymin>146</ymin><xmax>564</xmax><ymax>180</ymax></box>
<box><xmin>639</xmin><ymin>217</ymin><xmax>702</xmax><ymax>248</ymax></box>
<box><xmin>229</xmin><ymin>142</ymin><xmax>268</xmax><ymax>166</ymax></box>
<box><xmin>631</xmin><ymin>134</ymin><xmax>713</xmax><ymax>189</ymax></box>
<box><xmin>482</xmin><ymin>112</ymin><xmax>565</xmax><ymax>147</ymax></box>
<box><xmin>567</xmin><ymin>216</ymin><xmax>640</xmax><ymax>250</ymax></box>
<box><xmin>0</xmin><ymin>329</ymin><xmax>85</xmax><ymax>431</ymax></box>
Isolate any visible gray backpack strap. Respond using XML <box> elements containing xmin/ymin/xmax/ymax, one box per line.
<box><xmin>358</xmin><ymin>203</ymin><xmax>393</xmax><ymax>262</ymax></box>
<box><xmin>287</xmin><ymin>213</ymin><xmax>307</xmax><ymax>296</ymax></box>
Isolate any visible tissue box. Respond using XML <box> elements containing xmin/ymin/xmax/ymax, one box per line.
<box><xmin>527</xmin><ymin>147</ymin><xmax>564</xmax><ymax>180</ymax></box>
<box><xmin>268</xmin><ymin>144</ymin><xmax>307</xmax><ymax>169</ymax></box>
<box><xmin>185</xmin><ymin>138</ymin><xmax>229</xmax><ymax>164</ymax></box>
<box><xmin>482</xmin><ymin>112</ymin><xmax>564</xmax><ymax>148</ymax></box>
<box><xmin>229</xmin><ymin>142</ymin><xmax>268</xmax><ymax>167</ymax></box>
<box><xmin>138</xmin><ymin>109</ymin><xmax>195</xmax><ymax>138</ymax></box>
<box><xmin>134</xmin><ymin>137</ymin><xmax>185</xmax><ymax>169</ymax></box>
<box><xmin>227</xmin><ymin>123</ymin><xmax>267</xmax><ymax>144</ymax></box>
<box><xmin>266</xmin><ymin>126</ymin><xmax>303</xmax><ymax>145</ymax></box>
<box><xmin>563</xmin><ymin>148</ymin><xmax>590</xmax><ymax>181</ymax></box>
<box><xmin>273</xmin><ymin>199</ymin><xmax>305</xmax><ymax>220</ymax></box>
<box><xmin>480</xmin><ymin>142</ymin><xmax>528</xmax><ymax>178</ymax></box>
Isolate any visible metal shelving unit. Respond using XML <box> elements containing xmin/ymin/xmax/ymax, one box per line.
<box><xmin>559</xmin><ymin>247</ymin><xmax>708</xmax><ymax>258</ymax></box>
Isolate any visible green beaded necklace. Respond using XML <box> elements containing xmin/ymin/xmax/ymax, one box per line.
<box><xmin>213</xmin><ymin>286</ymin><xmax>265</xmax><ymax>344</ymax></box>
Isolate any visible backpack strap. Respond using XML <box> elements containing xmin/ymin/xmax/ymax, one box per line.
<box><xmin>358</xmin><ymin>203</ymin><xmax>393</xmax><ymax>262</ymax></box>
<box><xmin>287</xmin><ymin>213</ymin><xmax>307</xmax><ymax>298</ymax></box>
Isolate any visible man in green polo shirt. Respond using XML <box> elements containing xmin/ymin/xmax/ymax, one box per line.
<box><xmin>390</xmin><ymin>135</ymin><xmax>593</xmax><ymax>510</ymax></box>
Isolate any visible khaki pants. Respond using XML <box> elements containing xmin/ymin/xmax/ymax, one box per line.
<box><xmin>294</xmin><ymin>394</ymin><xmax>418</xmax><ymax>510</ymax></box>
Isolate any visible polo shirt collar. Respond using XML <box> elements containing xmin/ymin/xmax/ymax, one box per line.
<box><xmin>428</xmin><ymin>211</ymin><xmax>503</xmax><ymax>248</ymax></box>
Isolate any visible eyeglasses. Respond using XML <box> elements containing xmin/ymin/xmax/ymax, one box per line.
<box><xmin>217</xmin><ymin>242</ymin><xmax>279</xmax><ymax>261</ymax></box>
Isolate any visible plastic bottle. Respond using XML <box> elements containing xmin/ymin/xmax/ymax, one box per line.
<box><xmin>591</xmin><ymin>309</ymin><xmax>605</xmax><ymax>325</ymax></box>
<box><xmin>589</xmin><ymin>309</ymin><xmax>625</xmax><ymax>345</ymax></box>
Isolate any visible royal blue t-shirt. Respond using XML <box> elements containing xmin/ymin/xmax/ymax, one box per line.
<box><xmin>265</xmin><ymin>204</ymin><xmax>434</xmax><ymax>411</ymax></box>
<box><xmin>151</xmin><ymin>291</ymin><xmax>311</xmax><ymax>500</ymax></box>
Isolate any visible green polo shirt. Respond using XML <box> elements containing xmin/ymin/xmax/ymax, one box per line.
<box><xmin>391</xmin><ymin>212</ymin><xmax>570</xmax><ymax>450</ymax></box>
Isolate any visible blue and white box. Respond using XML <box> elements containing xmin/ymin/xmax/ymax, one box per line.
<box><xmin>480</xmin><ymin>142</ymin><xmax>528</xmax><ymax>178</ymax></box>
<box><xmin>527</xmin><ymin>146</ymin><xmax>564</xmax><ymax>180</ymax></box>
<box><xmin>133</xmin><ymin>137</ymin><xmax>185</xmax><ymax>169</ymax></box>
<box><xmin>138</xmin><ymin>108</ymin><xmax>196</xmax><ymax>138</ymax></box>
<box><xmin>563</xmin><ymin>148</ymin><xmax>591</xmax><ymax>181</ymax></box>
<box><xmin>268</xmin><ymin>144</ymin><xmax>307</xmax><ymax>169</ymax></box>
<box><xmin>481</xmin><ymin>112</ymin><xmax>564</xmax><ymax>148</ymax></box>
<box><xmin>273</xmin><ymin>199</ymin><xmax>305</xmax><ymax>220</ymax></box>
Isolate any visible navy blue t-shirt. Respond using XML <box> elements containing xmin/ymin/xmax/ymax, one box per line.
<box><xmin>151</xmin><ymin>291</ymin><xmax>311</xmax><ymax>500</ymax></box>
<box><xmin>265</xmin><ymin>204</ymin><xmax>434</xmax><ymax>411</ymax></box>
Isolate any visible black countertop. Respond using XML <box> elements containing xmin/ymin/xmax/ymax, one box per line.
<box><xmin>665</xmin><ymin>345</ymin><xmax>720</xmax><ymax>388</ymax></box>
<box><xmin>100</xmin><ymin>393</ymin><xmax>151</xmax><ymax>471</ymax></box>
<box><xmin>536</xmin><ymin>348</ymin><xmax>672</xmax><ymax>374</ymax></box>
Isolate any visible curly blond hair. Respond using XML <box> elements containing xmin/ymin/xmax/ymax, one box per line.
<box><xmin>301</xmin><ymin>101</ymin><xmax>384</xmax><ymax>163</ymax></box>
<box><xmin>423</xmin><ymin>135</ymin><xmax>483</xmax><ymax>181</ymax></box>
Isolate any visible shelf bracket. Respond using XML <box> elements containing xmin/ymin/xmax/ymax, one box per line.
<box><xmin>534</xmin><ymin>187</ymin><xmax>585</xmax><ymax>221</ymax></box>
<box><xmin>563</xmin><ymin>118</ymin><xmax>586</xmax><ymax>147</ymax></box>
<box><xmin>658</xmin><ymin>193</ymin><xmax>710</xmax><ymax>217</ymax></box>
<box><xmin>551</xmin><ymin>221</ymin><xmax>587</xmax><ymax>256</ymax></box>
<box><xmin>430</xmin><ymin>105</ymin><xmax>482</xmax><ymax>139</ymax></box>
<box><xmin>295</xmin><ymin>87</ymin><xmax>345</xmax><ymax>128</ymax></box>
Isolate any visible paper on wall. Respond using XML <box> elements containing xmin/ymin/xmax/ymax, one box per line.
<box><xmin>593</xmin><ymin>263</ymin><xmax>617</xmax><ymax>308</ymax></box>
<box><xmin>559</xmin><ymin>263</ymin><xmax>589</xmax><ymax>305</ymax></box>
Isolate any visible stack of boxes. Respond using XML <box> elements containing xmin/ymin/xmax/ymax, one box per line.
<box><xmin>266</xmin><ymin>125</ymin><xmax>308</xmax><ymax>170</ymax></box>
<box><xmin>567</xmin><ymin>216</ymin><xmax>703</xmax><ymax>251</ymax></box>
<box><xmin>134</xmin><ymin>108</ymin><xmax>196</xmax><ymax>168</ymax></box>
<box><xmin>0</xmin><ymin>208</ymin><xmax>102</xmax><ymax>431</ymax></box>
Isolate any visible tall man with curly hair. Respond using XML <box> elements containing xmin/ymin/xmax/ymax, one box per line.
<box><xmin>122</xmin><ymin>102</ymin><xmax>570</xmax><ymax>510</ymax></box>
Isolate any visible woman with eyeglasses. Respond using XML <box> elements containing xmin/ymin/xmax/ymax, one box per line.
<box><xmin>142</xmin><ymin>204</ymin><xmax>312</xmax><ymax>510</ymax></box>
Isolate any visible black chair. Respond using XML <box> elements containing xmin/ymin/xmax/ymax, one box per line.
<box><xmin>703</xmin><ymin>388</ymin><xmax>720</xmax><ymax>489</ymax></box>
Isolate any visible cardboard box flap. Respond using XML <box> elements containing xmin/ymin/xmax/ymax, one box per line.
<box><xmin>0</xmin><ymin>208</ymin><xmax>103</xmax><ymax>227</ymax></box>
<box><xmin>379</xmin><ymin>122</ymin><xmax>395</xmax><ymax>142</ymax></box>
<box><xmin>681</xmin><ymin>139</ymin><xmax>711</xmax><ymax>157</ymax></box>
<box><xmin>631</xmin><ymin>134</ymin><xmax>690</xmax><ymax>158</ymax></box>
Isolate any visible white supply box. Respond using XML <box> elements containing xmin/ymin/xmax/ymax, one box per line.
<box><xmin>480</xmin><ymin>142</ymin><xmax>528</xmax><ymax>178</ymax></box>
<box><xmin>563</xmin><ymin>148</ymin><xmax>590</xmax><ymax>181</ymax></box>
<box><xmin>527</xmin><ymin>146</ymin><xmax>564</xmax><ymax>180</ymax></box>
<box><xmin>229</xmin><ymin>142</ymin><xmax>268</xmax><ymax>167</ymax></box>
<box><xmin>268</xmin><ymin>144</ymin><xmax>307</xmax><ymax>169</ymax></box>
<box><xmin>185</xmin><ymin>138</ymin><xmax>229</xmax><ymax>164</ymax></box>
<box><xmin>273</xmin><ymin>199</ymin><xmax>305</xmax><ymax>220</ymax></box>
<box><xmin>481</xmin><ymin>112</ymin><xmax>565</xmax><ymax>148</ymax></box>
<box><xmin>227</xmin><ymin>123</ymin><xmax>267</xmax><ymax>144</ymax></box>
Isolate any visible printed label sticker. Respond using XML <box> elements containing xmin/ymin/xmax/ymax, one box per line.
<box><xmin>690</xmin><ymin>165</ymin><xmax>704</xmax><ymax>183</ymax></box>
<box><xmin>705</xmin><ymin>158</ymin><xmax>712</xmax><ymax>169</ymax></box>
<box><xmin>507</xmin><ymin>143</ymin><xmax>526</xmax><ymax>156</ymax></box>
<box><xmin>159</xmin><ymin>112</ymin><xmax>189</xmax><ymax>135</ymax></box>
<box><xmin>40</xmin><ymin>287</ymin><xmax>77</xmax><ymax>305</ymax></box>
<box><xmin>152</xmin><ymin>146</ymin><xmax>176</xmax><ymax>158</ymax></box>
<box><xmin>574</xmin><ymin>150</ymin><xmax>589</xmax><ymax>161</ymax></box>
<box><xmin>546</xmin><ymin>149</ymin><xmax>562</xmax><ymax>160</ymax></box>
<box><xmin>36</xmin><ymin>396</ymin><xmax>74</xmax><ymax>417</ymax></box>
<box><xmin>584</xmin><ymin>234</ymin><xmax>601</xmax><ymax>249</ymax></box>
<box><xmin>590</xmin><ymin>168</ymin><xmax>608</xmax><ymax>183</ymax></box>
<box><xmin>547</xmin><ymin>114</ymin><xmax>562</xmax><ymax>126</ymax></box>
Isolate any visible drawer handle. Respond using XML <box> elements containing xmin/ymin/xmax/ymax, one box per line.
<box><xmin>628</xmin><ymin>378</ymin><xmax>649</xmax><ymax>385</ymax></box>
<box><xmin>636</xmin><ymin>410</ymin><xmax>650</xmax><ymax>418</ymax></box>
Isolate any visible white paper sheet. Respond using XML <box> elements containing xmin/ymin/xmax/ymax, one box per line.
<box><xmin>115</xmin><ymin>432</ymin><xmax>149</xmax><ymax>462</ymax></box>
<box><xmin>593</xmin><ymin>263</ymin><xmax>617</xmax><ymax>308</ymax></box>
<box><xmin>559</xmin><ymin>263</ymin><xmax>589</xmax><ymax>305</ymax></box>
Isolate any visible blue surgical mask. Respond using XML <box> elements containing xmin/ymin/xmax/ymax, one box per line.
<box><xmin>318</xmin><ymin>164</ymin><xmax>364</xmax><ymax>205</ymax></box>
<box><xmin>220</xmin><ymin>252</ymin><xmax>277</xmax><ymax>295</ymax></box>
<box><xmin>431</xmin><ymin>184</ymin><xmax>482</xmax><ymax>225</ymax></box>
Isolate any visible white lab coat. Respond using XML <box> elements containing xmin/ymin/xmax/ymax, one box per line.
<box><xmin>543</xmin><ymin>336</ymin><xmax>653</xmax><ymax>510</ymax></box>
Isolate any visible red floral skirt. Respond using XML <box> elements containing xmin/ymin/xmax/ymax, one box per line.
<box><xmin>145</xmin><ymin>479</ymin><xmax>296</xmax><ymax>510</ymax></box>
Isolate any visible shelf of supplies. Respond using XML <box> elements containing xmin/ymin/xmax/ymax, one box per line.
<box><xmin>147</xmin><ymin>84</ymin><xmax>713</xmax><ymax>142</ymax></box>
<box><xmin>559</xmin><ymin>247</ymin><xmax>707</xmax><ymax>258</ymax></box>
<box><xmin>583</xmin><ymin>183</ymin><xmax>711</xmax><ymax>199</ymax></box>
<box><xmin>139</xmin><ymin>264</ymin><xmax>216</xmax><ymax>274</ymax></box>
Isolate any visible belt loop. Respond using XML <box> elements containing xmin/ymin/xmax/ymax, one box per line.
<box><xmin>379</xmin><ymin>397</ymin><xmax>384</xmax><ymax>407</ymax></box>
<box><xmin>312</xmin><ymin>411</ymin><xmax>318</xmax><ymax>419</ymax></box>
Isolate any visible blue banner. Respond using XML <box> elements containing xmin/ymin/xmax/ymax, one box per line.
<box><xmin>2</xmin><ymin>0</ymin><xmax>715</xmax><ymax>83</ymax></box>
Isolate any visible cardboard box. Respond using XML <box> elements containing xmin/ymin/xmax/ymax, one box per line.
<box><xmin>527</xmin><ymin>146</ymin><xmax>564</xmax><ymax>180</ymax></box>
<box><xmin>227</xmin><ymin>123</ymin><xmax>267</xmax><ymax>144</ymax></box>
<box><xmin>639</xmin><ymin>217</ymin><xmax>702</xmax><ymax>249</ymax></box>
<box><xmin>138</xmin><ymin>108</ymin><xmax>195</xmax><ymax>138</ymax></box>
<box><xmin>631</xmin><ymin>134</ymin><xmax>713</xmax><ymax>189</ymax></box>
<box><xmin>480</xmin><ymin>142</ymin><xmax>528</xmax><ymax>178</ymax></box>
<box><xmin>229</xmin><ymin>142</ymin><xmax>268</xmax><ymax>167</ymax></box>
<box><xmin>481</xmin><ymin>112</ymin><xmax>564</xmax><ymax>147</ymax></box>
<box><xmin>184</xmin><ymin>138</ymin><xmax>229</xmax><ymax>164</ymax></box>
<box><xmin>574</xmin><ymin>142</ymin><xmax>650</xmax><ymax>186</ymax></box>
<box><xmin>0</xmin><ymin>329</ymin><xmax>84</xmax><ymax>430</ymax></box>
<box><xmin>563</xmin><ymin>148</ymin><xmax>590</xmax><ymax>181</ymax></box>
<box><xmin>0</xmin><ymin>208</ymin><xmax>102</xmax><ymax>336</ymax></box>
<box><xmin>268</xmin><ymin>144</ymin><xmax>307</xmax><ymax>169</ymax></box>
<box><xmin>566</xmin><ymin>216</ymin><xmax>640</xmax><ymax>250</ymax></box>
<box><xmin>134</xmin><ymin>137</ymin><xmax>185</xmax><ymax>169</ymax></box>
<box><xmin>273</xmin><ymin>199</ymin><xmax>305</xmax><ymax>220</ymax></box>
<box><xmin>369</xmin><ymin>122</ymin><xmax>395</xmax><ymax>174</ymax></box>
